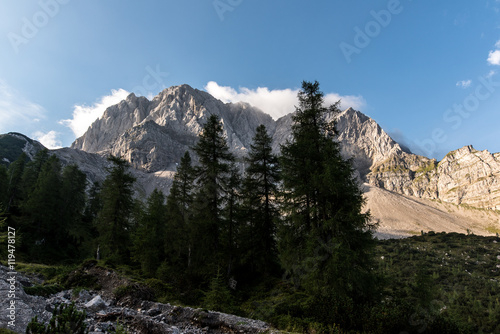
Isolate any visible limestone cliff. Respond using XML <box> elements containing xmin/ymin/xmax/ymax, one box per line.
<box><xmin>69</xmin><ymin>84</ymin><xmax>500</xmax><ymax>211</ymax></box>
<box><xmin>369</xmin><ymin>146</ymin><xmax>500</xmax><ymax>210</ymax></box>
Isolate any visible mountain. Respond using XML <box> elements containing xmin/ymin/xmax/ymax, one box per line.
<box><xmin>2</xmin><ymin>84</ymin><xmax>499</xmax><ymax>237</ymax></box>
<box><xmin>71</xmin><ymin>85</ymin><xmax>274</xmax><ymax>172</ymax></box>
<box><xmin>369</xmin><ymin>145</ymin><xmax>500</xmax><ymax>211</ymax></box>
<box><xmin>0</xmin><ymin>132</ymin><xmax>46</xmax><ymax>165</ymax></box>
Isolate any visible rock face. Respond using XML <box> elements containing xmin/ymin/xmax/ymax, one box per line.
<box><xmin>72</xmin><ymin>85</ymin><xmax>275</xmax><ymax>172</ymax></box>
<box><xmin>369</xmin><ymin>146</ymin><xmax>500</xmax><ymax>210</ymax></box>
<box><xmin>1</xmin><ymin>84</ymin><xmax>499</xmax><ymax>234</ymax></box>
<box><xmin>0</xmin><ymin>265</ymin><xmax>51</xmax><ymax>333</ymax></box>
<box><xmin>70</xmin><ymin>84</ymin><xmax>500</xmax><ymax>211</ymax></box>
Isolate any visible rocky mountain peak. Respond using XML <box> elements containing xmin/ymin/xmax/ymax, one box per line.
<box><xmin>72</xmin><ymin>84</ymin><xmax>275</xmax><ymax>172</ymax></box>
<box><xmin>68</xmin><ymin>84</ymin><xmax>500</xmax><ymax>211</ymax></box>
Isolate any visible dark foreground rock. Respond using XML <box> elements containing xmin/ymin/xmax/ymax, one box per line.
<box><xmin>0</xmin><ymin>265</ymin><xmax>277</xmax><ymax>334</ymax></box>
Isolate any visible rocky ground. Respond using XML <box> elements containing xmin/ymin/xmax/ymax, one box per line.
<box><xmin>0</xmin><ymin>264</ymin><xmax>277</xmax><ymax>334</ymax></box>
<box><xmin>365</xmin><ymin>184</ymin><xmax>500</xmax><ymax>239</ymax></box>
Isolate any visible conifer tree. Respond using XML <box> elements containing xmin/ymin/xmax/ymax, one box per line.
<box><xmin>221</xmin><ymin>163</ymin><xmax>241</xmax><ymax>276</ymax></box>
<box><xmin>241</xmin><ymin>124</ymin><xmax>280</xmax><ymax>274</ymax></box>
<box><xmin>165</xmin><ymin>151</ymin><xmax>195</xmax><ymax>272</ymax></box>
<box><xmin>0</xmin><ymin>164</ymin><xmax>8</xmax><ymax>207</ymax></box>
<box><xmin>84</xmin><ymin>181</ymin><xmax>102</xmax><ymax>224</ymax></box>
<box><xmin>23</xmin><ymin>155</ymin><xmax>66</xmax><ymax>260</ymax></box>
<box><xmin>191</xmin><ymin>114</ymin><xmax>235</xmax><ymax>275</ymax></box>
<box><xmin>97</xmin><ymin>155</ymin><xmax>136</xmax><ymax>263</ymax></box>
<box><xmin>133</xmin><ymin>189</ymin><xmax>167</xmax><ymax>276</ymax></box>
<box><xmin>6</xmin><ymin>152</ymin><xmax>27</xmax><ymax>212</ymax></box>
<box><xmin>61</xmin><ymin>164</ymin><xmax>89</xmax><ymax>253</ymax></box>
<box><xmin>20</xmin><ymin>149</ymin><xmax>49</xmax><ymax>199</ymax></box>
<box><xmin>279</xmin><ymin>81</ymin><xmax>377</xmax><ymax>316</ymax></box>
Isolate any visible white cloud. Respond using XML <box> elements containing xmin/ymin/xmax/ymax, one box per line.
<box><xmin>0</xmin><ymin>79</ymin><xmax>46</xmax><ymax>133</ymax></box>
<box><xmin>456</xmin><ymin>80</ymin><xmax>472</xmax><ymax>88</ymax></box>
<box><xmin>487</xmin><ymin>50</ymin><xmax>500</xmax><ymax>65</ymax></box>
<box><xmin>33</xmin><ymin>131</ymin><xmax>62</xmax><ymax>149</ymax></box>
<box><xmin>204</xmin><ymin>81</ymin><xmax>366</xmax><ymax>119</ymax></box>
<box><xmin>487</xmin><ymin>40</ymin><xmax>500</xmax><ymax>65</ymax></box>
<box><xmin>60</xmin><ymin>88</ymin><xmax>130</xmax><ymax>138</ymax></box>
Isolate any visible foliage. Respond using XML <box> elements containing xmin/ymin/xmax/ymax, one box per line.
<box><xmin>0</xmin><ymin>164</ymin><xmax>8</xmax><ymax>207</ymax></box>
<box><xmin>240</xmin><ymin>124</ymin><xmax>280</xmax><ymax>275</ymax></box>
<box><xmin>26</xmin><ymin>302</ymin><xmax>88</xmax><ymax>334</ymax></box>
<box><xmin>112</xmin><ymin>322</ymin><xmax>129</xmax><ymax>334</ymax></box>
<box><xmin>24</xmin><ymin>284</ymin><xmax>64</xmax><ymax>297</ymax></box>
<box><xmin>278</xmin><ymin>81</ymin><xmax>378</xmax><ymax>320</ymax></box>
<box><xmin>190</xmin><ymin>114</ymin><xmax>235</xmax><ymax>277</ymax></box>
<box><xmin>132</xmin><ymin>189</ymin><xmax>167</xmax><ymax>277</ymax></box>
<box><xmin>203</xmin><ymin>268</ymin><xmax>234</xmax><ymax>313</ymax></box>
<box><xmin>97</xmin><ymin>155</ymin><xmax>136</xmax><ymax>263</ymax></box>
<box><xmin>163</xmin><ymin>151</ymin><xmax>195</xmax><ymax>278</ymax></box>
<box><xmin>374</xmin><ymin>232</ymin><xmax>500</xmax><ymax>334</ymax></box>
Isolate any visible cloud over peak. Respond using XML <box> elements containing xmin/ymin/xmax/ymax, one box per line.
<box><xmin>205</xmin><ymin>81</ymin><xmax>366</xmax><ymax>119</ymax></box>
<box><xmin>60</xmin><ymin>89</ymin><xmax>130</xmax><ymax>138</ymax></box>
<box><xmin>33</xmin><ymin>130</ymin><xmax>62</xmax><ymax>149</ymax></box>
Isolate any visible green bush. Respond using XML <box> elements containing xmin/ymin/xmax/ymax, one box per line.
<box><xmin>113</xmin><ymin>285</ymin><xmax>134</xmax><ymax>300</ymax></box>
<box><xmin>26</xmin><ymin>302</ymin><xmax>88</xmax><ymax>334</ymax></box>
<box><xmin>0</xmin><ymin>328</ymin><xmax>18</xmax><ymax>334</ymax></box>
<box><xmin>203</xmin><ymin>269</ymin><xmax>234</xmax><ymax>313</ymax></box>
<box><xmin>144</xmin><ymin>278</ymin><xmax>172</xmax><ymax>302</ymax></box>
<box><xmin>24</xmin><ymin>284</ymin><xmax>64</xmax><ymax>297</ymax></box>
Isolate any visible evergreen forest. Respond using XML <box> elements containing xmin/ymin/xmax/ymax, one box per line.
<box><xmin>1</xmin><ymin>81</ymin><xmax>499</xmax><ymax>334</ymax></box>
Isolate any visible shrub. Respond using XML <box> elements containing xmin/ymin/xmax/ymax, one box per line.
<box><xmin>26</xmin><ymin>302</ymin><xmax>88</xmax><ymax>334</ymax></box>
<box><xmin>24</xmin><ymin>284</ymin><xmax>64</xmax><ymax>297</ymax></box>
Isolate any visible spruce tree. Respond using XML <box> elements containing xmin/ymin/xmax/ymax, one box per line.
<box><xmin>61</xmin><ymin>164</ymin><xmax>89</xmax><ymax>254</ymax></box>
<box><xmin>279</xmin><ymin>81</ymin><xmax>377</xmax><ymax>319</ymax></box>
<box><xmin>221</xmin><ymin>163</ymin><xmax>241</xmax><ymax>277</ymax></box>
<box><xmin>165</xmin><ymin>151</ymin><xmax>195</xmax><ymax>273</ymax></box>
<box><xmin>6</xmin><ymin>152</ymin><xmax>27</xmax><ymax>213</ymax></box>
<box><xmin>23</xmin><ymin>155</ymin><xmax>66</xmax><ymax>260</ymax></box>
<box><xmin>0</xmin><ymin>164</ymin><xmax>8</xmax><ymax>207</ymax></box>
<box><xmin>97</xmin><ymin>155</ymin><xmax>136</xmax><ymax>263</ymax></box>
<box><xmin>191</xmin><ymin>114</ymin><xmax>235</xmax><ymax>276</ymax></box>
<box><xmin>241</xmin><ymin>124</ymin><xmax>280</xmax><ymax>275</ymax></box>
<box><xmin>20</xmin><ymin>149</ymin><xmax>49</xmax><ymax>199</ymax></box>
<box><xmin>133</xmin><ymin>189</ymin><xmax>167</xmax><ymax>277</ymax></box>
<box><xmin>84</xmin><ymin>181</ymin><xmax>102</xmax><ymax>224</ymax></box>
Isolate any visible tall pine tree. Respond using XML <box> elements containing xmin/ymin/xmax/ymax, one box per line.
<box><xmin>22</xmin><ymin>155</ymin><xmax>67</xmax><ymax>261</ymax></box>
<box><xmin>6</xmin><ymin>152</ymin><xmax>27</xmax><ymax>213</ymax></box>
<box><xmin>61</xmin><ymin>165</ymin><xmax>89</xmax><ymax>255</ymax></box>
<box><xmin>0</xmin><ymin>164</ymin><xmax>8</xmax><ymax>208</ymax></box>
<box><xmin>191</xmin><ymin>114</ymin><xmax>235</xmax><ymax>277</ymax></box>
<box><xmin>279</xmin><ymin>81</ymin><xmax>377</xmax><ymax>320</ymax></box>
<box><xmin>132</xmin><ymin>189</ymin><xmax>167</xmax><ymax>277</ymax></box>
<box><xmin>241</xmin><ymin>124</ymin><xmax>280</xmax><ymax>275</ymax></box>
<box><xmin>165</xmin><ymin>151</ymin><xmax>195</xmax><ymax>273</ymax></box>
<box><xmin>97</xmin><ymin>156</ymin><xmax>136</xmax><ymax>263</ymax></box>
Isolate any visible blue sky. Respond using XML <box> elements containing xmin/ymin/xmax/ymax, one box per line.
<box><xmin>1</xmin><ymin>0</ymin><xmax>500</xmax><ymax>159</ymax></box>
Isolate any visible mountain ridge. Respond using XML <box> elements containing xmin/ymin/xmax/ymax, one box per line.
<box><xmin>1</xmin><ymin>83</ymin><xmax>499</xmax><ymax>237</ymax></box>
